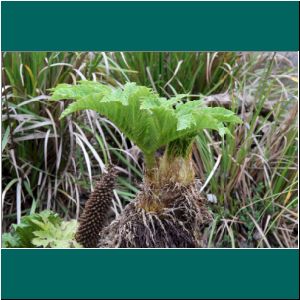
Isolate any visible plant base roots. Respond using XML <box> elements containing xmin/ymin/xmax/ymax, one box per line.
<box><xmin>98</xmin><ymin>184</ymin><xmax>212</xmax><ymax>248</ymax></box>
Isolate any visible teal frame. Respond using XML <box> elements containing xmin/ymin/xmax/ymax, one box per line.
<box><xmin>1</xmin><ymin>1</ymin><xmax>299</xmax><ymax>299</ymax></box>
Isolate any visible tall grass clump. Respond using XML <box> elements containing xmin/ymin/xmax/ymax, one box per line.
<box><xmin>192</xmin><ymin>53</ymin><xmax>298</xmax><ymax>247</ymax></box>
<box><xmin>100</xmin><ymin>52</ymin><xmax>241</xmax><ymax>97</ymax></box>
<box><xmin>1</xmin><ymin>52</ymin><xmax>142</xmax><ymax>232</ymax></box>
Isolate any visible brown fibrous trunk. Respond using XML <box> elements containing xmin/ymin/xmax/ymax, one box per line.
<box><xmin>98</xmin><ymin>180</ymin><xmax>213</xmax><ymax>248</ymax></box>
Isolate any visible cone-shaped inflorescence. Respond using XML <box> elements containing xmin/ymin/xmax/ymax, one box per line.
<box><xmin>75</xmin><ymin>166</ymin><xmax>117</xmax><ymax>248</ymax></box>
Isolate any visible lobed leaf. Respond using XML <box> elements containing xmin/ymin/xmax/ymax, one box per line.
<box><xmin>2</xmin><ymin>210</ymin><xmax>81</xmax><ymax>248</ymax></box>
<box><xmin>51</xmin><ymin>81</ymin><xmax>242</xmax><ymax>156</ymax></box>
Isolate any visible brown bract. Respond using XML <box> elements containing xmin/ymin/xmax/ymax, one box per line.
<box><xmin>75</xmin><ymin>166</ymin><xmax>117</xmax><ymax>248</ymax></box>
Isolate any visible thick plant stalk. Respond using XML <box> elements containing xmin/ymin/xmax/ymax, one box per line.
<box><xmin>75</xmin><ymin>166</ymin><xmax>117</xmax><ymax>248</ymax></box>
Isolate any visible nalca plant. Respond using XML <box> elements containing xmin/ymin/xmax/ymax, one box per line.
<box><xmin>51</xmin><ymin>81</ymin><xmax>242</xmax><ymax>248</ymax></box>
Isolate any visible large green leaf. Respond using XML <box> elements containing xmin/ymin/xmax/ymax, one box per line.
<box><xmin>51</xmin><ymin>81</ymin><xmax>242</xmax><ymax>155</ymax></box>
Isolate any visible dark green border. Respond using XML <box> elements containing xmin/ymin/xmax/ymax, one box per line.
<box><xmin>1</xmin><ymin>1</ymin><xmax>299</xmax><ymax>299</ymax></box>
<box><xmin>2</xmin><ymin>249</ymin><xmax>299</xmax><ymax>299</ymax></box>
<box><xmin>1</xmin><ymin>1</ymin><xmax>299</xmax><ymax>51</ymax></box>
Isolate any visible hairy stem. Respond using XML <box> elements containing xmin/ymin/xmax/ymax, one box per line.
<box><xmin>166</xmin><ymin>136</ymin><xmax>195</xmax><ymax>159</ymax></box>
<box><xmin>144</xmin><ymin>153</ymin><xmax>156</xmax><ymax>170</ymax></box>
<box><xmin>144</xmin><ymin>153</ymin><xmax>195</xmax><ymax>190</ymax></box>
